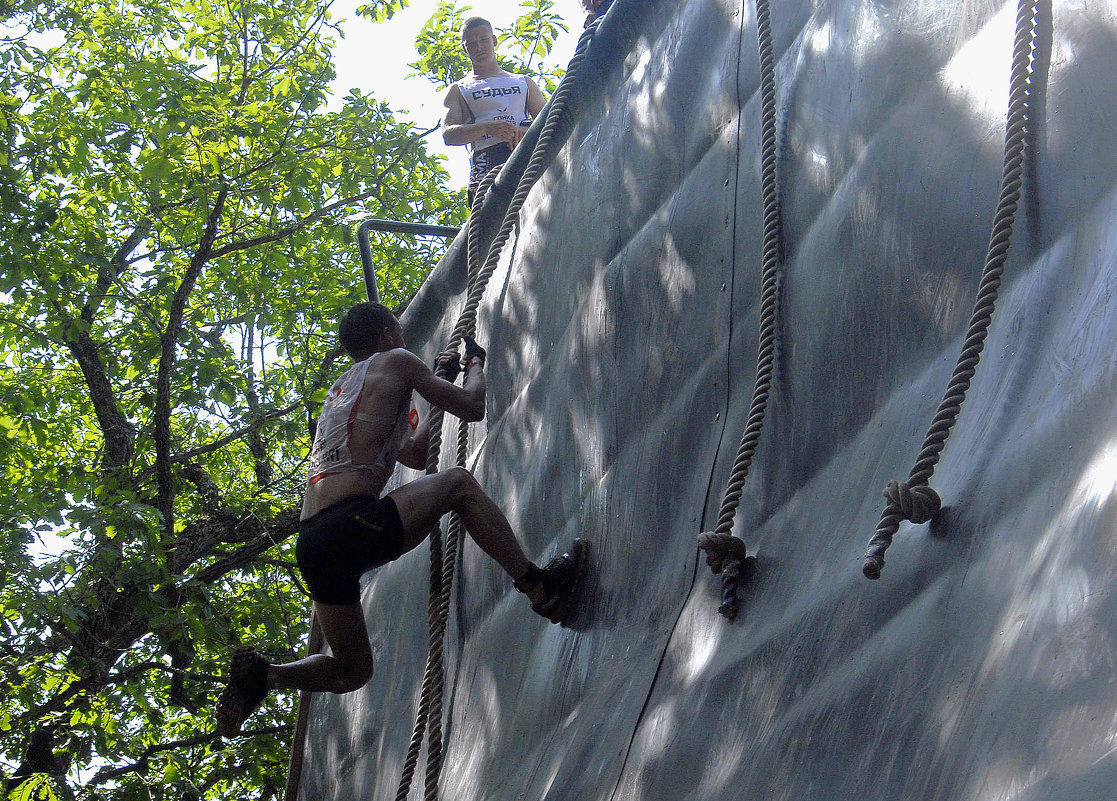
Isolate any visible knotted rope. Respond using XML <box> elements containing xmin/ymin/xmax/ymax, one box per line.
<box><xmin>698</xmin><ymin>0</ymin><xmax>782</xmax><ymax>620</ymax></box>
<box><xmin>861</xmin><ymin>0</ymin><xmax>1039</xmax><ymax>579</ymax></box>
<box><xmin>393</xmin><ymin>21</ymin><xmax>601</xmax><ymax>801</ymax></box>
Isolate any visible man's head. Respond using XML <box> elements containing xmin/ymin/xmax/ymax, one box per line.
<box><xmin>460</xmin><ymin>17</ymin><xmax>497</xmax><ymax>67</ymax></box>
<box><xmin>339</xmin><ymin>302</ymin><xmax>403</xmax><ymax>360</ymax></box>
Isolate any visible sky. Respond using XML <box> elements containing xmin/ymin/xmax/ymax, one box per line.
<box><xmin>327</xmin><ymin>0</ymin><xmax>584</xmax><ymax>189</ymax></box>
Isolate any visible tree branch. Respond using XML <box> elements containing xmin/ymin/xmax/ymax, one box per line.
<box><xmin>172</xmin><ymin>407</ymin><xmax>296</xmax><ymax>463</ymax></box>
<box><xmin>17</xmin><ymin>503</ymin><xmax>300</xmax><ymax>729</ymax></box>
<box><xmin>133</xmin><ymin>401</ymin><xmax>303</xmax><ymax>487</ymax></box>
<box><xmin>14</xmin><ymin>676</ymin><xmax>95</xmax><ymax>727</ymax></box>
<box><xmin>208</xmin><ymin>123</ymin><xmax>439</xmax><ymax>261</ymax></box>
<box><xmin>155</xmin><ymin>186</ymin><xmax>229</xmax><ymax>533</ymax></box>
<box><xmin>190</xmin><ymin>510</ymin><xmax>299</xmax><ymax>584</ymax></box>
<box><xmin>81</xmin><ymin>216</ymin><xmax>153</xmax><ymax>324</ymax></box>
<box><xmin>103</xmin><ymin>660</ymin><xmax>222</xmax><ymax>686</ymax></box>
<box><xmin>236</xmin><ymin>2</ymin><xmax>334</xmax><ymax>104</ymax></box>
<box><xmin>87</xmin><ymin>725</ymin><xmax>291</xmax><ymax>786</ymax></box>
<box><xmin>243</xmin><ymin>325</ymin><xmax>273</xmax><ymax>486</ymax></box>
<box><xmin>207</xmin><ymin>186</ymin><xmax>377</xmax><ymax>260</ymax></box>
<box><xmin>0</xmin><ymin>315</ymin><xmax>63</xmax><ymax>346</ymax></box>
<box><xmin>67</xmin><ymin>331</ymin><xmax>136</xmax><ymax>471</ymax></box>
<box><xmin>179</xmin><ymin>462</ymin><xmax>226</xmax><ymax>517</ymax></box>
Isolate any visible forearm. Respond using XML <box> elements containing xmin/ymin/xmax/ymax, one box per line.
<box><xmin>462</xmin><ymin>359</ymin><xmax>486</xmax><ymax>420</ymax></box>
<box><xmin>443</xmin><ymin>122</ymin><xmax>490</xmax><ymax>145</ymax></box>
<box><xmin>444</xmin><ymin>120</ymin><xmax>525</xmax><ymax>148</ymax></box>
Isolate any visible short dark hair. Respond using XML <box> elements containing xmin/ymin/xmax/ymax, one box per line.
<box><xmin>460</xmin><ymin>16</ymin><xmax>493</xmax><ymax>39</ymax></box>
<box><xmin>339</xmin><ymin>302</ymin><xmax>397</xmax><ymax>360</ymax></box>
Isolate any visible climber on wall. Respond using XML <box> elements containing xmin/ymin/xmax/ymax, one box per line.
<box><xmin>215</xmin><ymin>302</ymin><xmax>586</xmax><ymax>737</ymax></box>
<box><xmin>441</xmin><ymin>16</ymin><xmax>546</xmax><ymax>206</ymax></box>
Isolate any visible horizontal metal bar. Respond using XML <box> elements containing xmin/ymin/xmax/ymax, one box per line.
<box><xmin>357</xmin><ymin>218</ymin><xmax>462</xmax><ymax>303</ymax></box>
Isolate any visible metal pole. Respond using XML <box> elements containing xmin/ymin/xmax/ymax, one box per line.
<box><xmin>357</xmin><ymin>218</ymin><xmax>461</xmax><ymax>302</ymax></box>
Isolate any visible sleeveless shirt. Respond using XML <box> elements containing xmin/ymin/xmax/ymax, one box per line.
<box><xmin>455</xmin><ymin>74</ymin><xmax>530</xmax><ymax>153</ymax></box>
<box><xmin>307</xmin><ymin>354</ymin><xmax>412</xmax><ymax>496</ymax></box>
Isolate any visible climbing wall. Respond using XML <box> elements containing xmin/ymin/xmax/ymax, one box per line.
<box><xmin>296</xmin><ymin>0</ymin><xmax>1117</xmax><ymax>798</ymax></box>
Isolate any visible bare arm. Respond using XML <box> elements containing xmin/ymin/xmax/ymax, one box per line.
<box><xmin>524</xmin><ymin>77</ymin><xmax>546</xmax><ymax>118</ymax></box>
<box><xmin>389</xmin><ymin>348</ymin><xmax>485</xmax><ymax>423</ymax></box>
<box><xmin>396</xmin><ymin>347</ymin><xmax>466</xmax><ymax>468</ymax></box>
<box><xmin>396</xmin><ymin>403</ymin><xmax>430</xmax><ymax>470</ymax></box>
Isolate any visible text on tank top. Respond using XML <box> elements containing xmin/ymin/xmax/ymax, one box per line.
<box><xmin>456</xmin><ymin>74</ymin><xmax>530</xmax><ymax>153</ymax></box>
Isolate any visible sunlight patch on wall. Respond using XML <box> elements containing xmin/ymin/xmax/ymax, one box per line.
<box><xmin>977</xmin><ymin>437</ymin><xmax>1117</xmax><ymax>690</ymax></box>
<box><xmin>938</xmin><ymin>3</ymin><xmax>1017</xmax><ymax>137</ymax></box>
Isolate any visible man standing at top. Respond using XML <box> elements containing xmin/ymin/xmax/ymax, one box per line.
<box><xmin>442</xmin><ymin>16</ymin><xmax>546</xmax><ymax>206</ymax></box>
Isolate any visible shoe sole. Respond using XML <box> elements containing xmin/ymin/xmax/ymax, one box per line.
<box><xmin>216</xmin><ymin>646</ymin><xmax>265</xmax><ymax>737</ymax></box>
<box><xmin>548</xmin><ymin>538</ymin><xmax>589</xmax><ymax>625</ymax></box>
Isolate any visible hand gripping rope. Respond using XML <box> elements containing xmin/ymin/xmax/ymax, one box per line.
<box><xmin>393</xmin><ymin>20</ymin><xmax>603</xmax><ymax>801</ymax></box>
<box><xmin>697</xmin><ymin>0</ymin><xmax>783</xmax><ymax>621</ymax></box>
<box><xmin>861</xmin><ymin>0</ymin><xmax>1039</xmax><ymax>580</ymax></box>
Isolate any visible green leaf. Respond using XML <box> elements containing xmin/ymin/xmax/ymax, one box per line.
<box><xmin>357</xmin><ymin>0</ymin><xmax>410</xmax><ymax>23</ymax></box>
<box><xmin>10</xmin><ymin>775</ymin><xmax>61</xmax><ymax>801</ymax></box>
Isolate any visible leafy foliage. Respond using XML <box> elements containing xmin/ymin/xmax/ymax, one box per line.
<box><xmin>0</xmin><ymin>0</ymin><xmax>466</xmax><ymax>798</ymax></box>
<box><xmin>8</xmin><ymin>774</ymin><xmax>62</xmax><ymax>801</ymax></box>
<box><xmin>409</xmin><ymin>0</ymin><xmax>568</xmax><ymax>93</ymax></box>
<box><xmin>409</xmin><ymin>0</ymin><xmax>471</xmax><ymax>88</ymax></box>
<box><xmin>356</xmin><ymin>0</ymin><xmax>411</xmax><ymax>24</ymax></box>
<box><xmin>497</xmin><ymin>0</ymin><xmax>569</xmax><ymax>93</ymax></box>
<box><xmin>0</xmin><ymin>0</ymin><xmax>568</xmax><ymax>796</ymax></box>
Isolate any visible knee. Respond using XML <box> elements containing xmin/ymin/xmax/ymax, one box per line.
<box><xmin>351</xmin><ymin>659</ymin><xmax>374</xmax><ymax>690</ymax></box>
<box><xmin>334</xmin><ymin>655</ymin><xmax>374</xmax><ymax>694</ymax></box>
<box><xmin>445</xmin><ymin>466</ymin><xmax>481</xmax><ymax>500</ymax></box>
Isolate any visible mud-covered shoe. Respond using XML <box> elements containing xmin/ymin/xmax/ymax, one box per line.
<box><xmin>515</xmin><ymin>539</ymin><xmax>589</xmax><ymax>625</ymax></box>
<box><xmin>216</xmin><ymin>645</ymin><xmax>270</xmax><ymax>737</ymax></box>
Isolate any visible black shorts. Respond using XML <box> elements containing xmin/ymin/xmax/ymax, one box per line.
<box><xmin>295</xmin><ymin>495</ymin><xmax>405</xmax><ymax>606</ymax></box>
<box><xmin>468</xmin><ymin>142</ymin><xmax>513</xmax><ymax>207</ymax></box>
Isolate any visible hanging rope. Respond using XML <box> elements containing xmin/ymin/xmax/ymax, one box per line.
<box><xmin>394</xmin><ymin>145</ymin><xmax>506</xmax><ymax>801</ymax></box>
<box><xmin>393</xmin><ymin>20</ymin><xmax>602</xmax><ymax>801</ymax></box>
<box><xmin>862</xmin><ymin>0</ymin><xmax>1039</xmax><ymax>579</ymax></box>
<box><xmin>697</xmin><ymin>0</ymin><xmax>782</xmax><ymax>621</ymax></box>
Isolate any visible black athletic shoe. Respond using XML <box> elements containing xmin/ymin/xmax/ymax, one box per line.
<box><xmin>216</xmin><ymin>645</ymin><xmax>270</xmax><ymax>737</ymax></box>
<box><xmin>519</xmin><ymin>539</ymin><xmax>588</xmax><ymax>625</ymax></box>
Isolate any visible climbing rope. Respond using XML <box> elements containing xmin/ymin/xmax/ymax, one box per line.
<box><xmin>697</xmin><ymin>0</ymin><xmax>782</xmax><ymax>621</ymax></box>
<box><xmin>467</xmin><ymin>167</ymin><xmax>500</xmax><ymax>284</ymax></box>
<box><xmin>394</xmin><ymin>159</ymin><xmax>499</xmax><ymax>801</ymax></box>
<box><xmin>861</xmin><ymin>0</ymin><xmax>1039</xmax><ymax>579</ymax></box>
<box><xmin>393</xmin><ymin>20</ymin><xmax>602</xmax><ymax>801</ymax></box>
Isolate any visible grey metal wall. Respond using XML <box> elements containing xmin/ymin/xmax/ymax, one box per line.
<box><xmin>297</xmin><ymin>0</ymin><xmax>1117</xmax><ymax>799</ymax></box>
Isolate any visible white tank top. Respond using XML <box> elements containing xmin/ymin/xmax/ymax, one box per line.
<box><xmin>456</xmin><ymin>74</ymin><xmax>530</xmax><ymax>153</ymax></box>
<box><xmin>307</xmin><ymin>354</ymin><xmax>414</xmax><ymax>494</ymax></box>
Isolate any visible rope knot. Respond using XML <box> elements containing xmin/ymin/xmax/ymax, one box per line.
<box><xmin>884</xmin><ymin>480</ymin><xmax>941</xmax><ymax>525</ymax></box>
<box><xmin>698</xmin><ymin>532</ymin><xmax>748</xmax><ymax>577</ymax></box>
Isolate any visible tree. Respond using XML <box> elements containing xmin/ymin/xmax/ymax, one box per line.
<box><xmin>409</xmin><ymin>0</ymin><xmax>569</xmax><ymax>93</ymax></box>
<box><xmin>0</xmin><ymin>0</ymin><xmax>464</xmax><ymax>798</ymax></box>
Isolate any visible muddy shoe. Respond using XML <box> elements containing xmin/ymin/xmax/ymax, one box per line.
<box><xmin>515</xmin><ymin>539</ymin><xmax>588</xmax><ymax>625</ymax></box>
<box><xmin>216</xmin><ymin>645</ymin><xmax>270</xmax><ymax>737</ymax></box>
